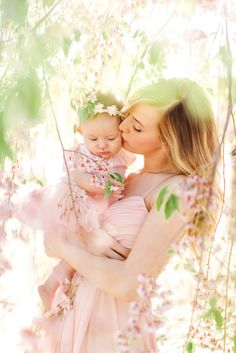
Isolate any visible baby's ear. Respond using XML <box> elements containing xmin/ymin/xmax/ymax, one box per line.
<box><xmin>76</xmin><ymin>125</ymin><xmax>82</xmax><ymax>134</ymax></box>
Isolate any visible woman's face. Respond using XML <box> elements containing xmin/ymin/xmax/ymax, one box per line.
<box><xmin>119</xmin><ymin>103</ymin><xmax>163</xmax><ymax>155</ymax></box>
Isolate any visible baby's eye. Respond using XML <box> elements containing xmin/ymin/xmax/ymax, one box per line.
<box><xmin>133</xmin><ymin>125</ymin><xmax>142</xmax><ymax>132</ymax></box>
<box><xmin>108</xmin><ymin>137</ymin><xmax>116</xmax><ymax>141</ymax></box>
<box><xmin>89</xmin><ymin>138</ymin><xmax>97</xmax><ymax>141</ymax></box>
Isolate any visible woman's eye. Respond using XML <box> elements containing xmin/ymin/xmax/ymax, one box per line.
<box><xmin>133</xmin><ymin>125</ymin><xmax>142</xmax><ymax>132</ymax></box>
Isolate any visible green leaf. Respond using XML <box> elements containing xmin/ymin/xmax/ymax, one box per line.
<box><xmin>87</xmin><ymin>101</ymin><xmax>96</xmax><ymax>116</ymax></box>
<box><xmin>156</xmin><ymin>186</ymin><xmax>169</xmax><ymax>211</ymax></box>
<box><xmin>22</xmin><ymin>32</ymin><xmax>61</xmax><ymax>67</ymax></box>
<box><xmin>186</xmin><ymin>341</ymin><xmax>195</xmax><ymax>353</ymax></box>
<box><xmin>109</xmin><ymin>173</ymin><xmax>124</xmax><ymax>184</ymax></box>
<box><xmin>4</xmin><ymin>72</ymin><xmax>42</xmax><ymax>126</ymax></box>
<box><xmin>104</xmin><ymin>179</ymin><xmax>112</xmax><ymax>199</ymax></box>
<box><xmin>218</xmin><ymin>46</ymin><xmax>231</xmax><ymax>69</ymax></box>
<box><xmin>73</xmin><ymin>124</ymin><xmax>77</xmax><ymax>134</ymax></box>
<box><xmin>102</xmin><ymin>31</ymin><xmax>108</xmax><ymax>41</ymax></box>
<box><xmin>78</xmin><ymin>107</ymin><xmax>89</xmax><ymax>123</ymax></box>
<box><xmin>203</xmin><ymin>308</ymin><xmax>213</xmax><ymax>320</ymax></box>
<box><xmin>213</xmin><ymin>309</ymin><xmax>223</xmax><ymax>330</ymax></box>
<box><xmin>0</xmin><ymin>114</ymin><xmax>13</xmax><ymax>165</ymax></box>
<box><xmin>148</xmin><ymin>41</ymin><xmax>166</xmax><ymax>67</ymax></box>
<box><xmin>63</xmin><ymin>37</ymin><xmax>72</xmax><ymax>57</ymax></box>
<box><xmin>166</xmin><ymin>247</ymin><xmax>175</xmax><ymax>255</ymax></box>
<box><xmin>232</xmin><ymin>78</ymin><xmax>236</xmax><ymax>106</ymax></box>
<box><xmin>233</xmin><ymin>333</ymin><xmax>236</xmax><ymax>353</ymax></box>
<box><xmin>209</xmin><ymin>295</ymin><xmax>217</xmax><ymax>308</ymax></box>
<box><xmin>74</xmin><ymin>30</ymin><xmax>81</xmax><ymax>42</ymax></box>
<box><xmin>165</xmin><ymin>194</ymin><xmax>180</xmax><ymax>219</ymax></box>
<box><xmin>1</xmin><ymin>0</ymin><xmax>28</xmax><ymax>25</ymax></box>
<box><xmin>43</xmin><ymin>0</ymin><xmax>55</xmax><ymax>6</ymax></box>
<box><xmin>139</xmin><ymin>62</ymin><xmax>145</xmax><ymax>70</ymax></box>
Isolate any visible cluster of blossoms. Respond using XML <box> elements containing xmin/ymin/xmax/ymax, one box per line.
<box><xmin>0</xmin><ymin>163</ymin><xmax>19</xmax><ymax>238</ymax></box>
<box><xmin>59</xmin><ymin>149</ymin><xmax>124</xmax><ymax>218</ymax></box>
<box><xmin>174</xmin><ymin>175</ymin><xmax>217</xmax><ymax>237</ymax></box>
<box><xmin>116</xmin><ymin>274</ymin><xmax>173</xmax><ymax>353</ymax></box>
<box><xmin>47</xmin><ymin>277</ymin><xmax>81</xmax><ymax>318</ymax></box>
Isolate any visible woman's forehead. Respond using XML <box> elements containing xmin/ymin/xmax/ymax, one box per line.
<box><xmin>129</xmin><ymin>103</ymin><xmax>162</xmax><ymax>125</ymax></box>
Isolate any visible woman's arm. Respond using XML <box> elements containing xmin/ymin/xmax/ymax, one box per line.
<box><xmin>44</xmin><ymin>197</ymin><xmax>186</xmax><ymax>302</ymax></box>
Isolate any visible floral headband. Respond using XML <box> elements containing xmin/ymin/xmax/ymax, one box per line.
<box><xmin>72</xmin><ymin>91</ymin><xmax>122</xmax><ymax>124</ymax></box>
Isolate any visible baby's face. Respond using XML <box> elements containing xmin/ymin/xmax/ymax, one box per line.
<box><xmin>80</xmin><ymin>114</ymin><xmax>122</xmax><ymax>159</ymax></box>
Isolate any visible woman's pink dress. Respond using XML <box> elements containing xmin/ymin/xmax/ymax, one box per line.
<box><xmin>37</xmin><ymin>196</ymin><xmax>157</xmax><ymax>353</ymax></box>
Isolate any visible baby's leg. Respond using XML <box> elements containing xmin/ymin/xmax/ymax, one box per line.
<box><xmin>53</xmin><ymin>260</ymin><xmax>75</xmax><ymax>290</ymax></box>
<box><xmin>38</xmin><ymin>272</ymin><xmax>60</xmax><ymax>311</ymax></box>
<box><xmin>38</xmin><ymin>261</ymin><xmax>75</xmax><ymax>311</ymax></box>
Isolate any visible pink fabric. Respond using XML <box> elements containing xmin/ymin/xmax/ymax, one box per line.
<box><xmin>37</xmin><ymin>197</ymin><xmax>157</xmax><ymax>353</ymax></box>
<box><xmin>13</xmin><ymin>145</ymin><xmax>135</xmax><ymax>233</ymax></box>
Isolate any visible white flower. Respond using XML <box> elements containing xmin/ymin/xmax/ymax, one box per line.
<box><xmin>88</xmin><ymin>92</ymin><xmax>97</xmax><ymax>103</ymax></box>
<box><xmin>94</xmin><ymin>103</ymin><xmax>105</xmax><ymax>114</ymax></box>
<box><xmin>110</xmin><ymin>185</ymin><xmax>119</xmax><ymax>191</ymax></box>
<box><xmin>107</xmin><ymin>105</ymin><xmax>118</xmax><ymax>116</ymax></box>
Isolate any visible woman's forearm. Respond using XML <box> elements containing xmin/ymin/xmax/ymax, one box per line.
<box><xmin>60</xmin><ymin>238</ymin><xmax>135</xmax><ymax>300</ymax></box>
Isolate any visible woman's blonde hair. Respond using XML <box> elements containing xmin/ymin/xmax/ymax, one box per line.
<box><xmin>127</xmin><ymin>78</ymin><xmax>219</xmax><ymax>177</ymax></box>
<box><xmin>127</xmin><ymin>78</ymin><xmax>221</xmax><ymax>244</ymax></box>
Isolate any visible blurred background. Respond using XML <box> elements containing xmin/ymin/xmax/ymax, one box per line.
<box><xmin>0</xmin><ymin>0</ymin><xmax>235</xmax><ymax>352</ymax></box>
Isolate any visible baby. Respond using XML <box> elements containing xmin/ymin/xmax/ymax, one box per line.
<box><xmin>12</xmin><ymin>92</ymin><xmax>135</xmax><ymax>311</ymax></box>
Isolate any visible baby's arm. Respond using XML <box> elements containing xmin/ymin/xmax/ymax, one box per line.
<box><xmin>73</xmin><ymin>169</ymin><xmax>124</xmax><ymax>199</ymax></box>
<box><xmin>73</xmin><ymin>170</ymin><xmax>105</xmax><ymax>194</ymax></box>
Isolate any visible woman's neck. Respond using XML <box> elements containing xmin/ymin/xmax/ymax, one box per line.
<box><xmin>142</xmin><ymin>152</ymin><xmax>175</xmax><ymax>174</ymax></box>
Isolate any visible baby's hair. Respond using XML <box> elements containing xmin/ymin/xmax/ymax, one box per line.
<box><xmin>96</xmin><ymin>92</ymin><xmax>123</xmax><ymax>111</ymax></box>
<box><xmin>76</xmin><ymin>91</ymin><xmax>123</xmax><ymax>128</ymax></box>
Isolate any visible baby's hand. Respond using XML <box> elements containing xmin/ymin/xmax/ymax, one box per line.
<box><xmin>104</xmin><ymin>173</ymin><xmax>124</xmax><ymax>199</ymax></box>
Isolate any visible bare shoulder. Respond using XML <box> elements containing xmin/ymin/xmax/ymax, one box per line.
<box><xmin>145</xmin><ymin>174</ymin><xmax>187</xmax><ymax>210</ymax></box>
<box><xmin>125</xmin><ymin>172</ymin><xmax>139</xmax><ymax>183</ymax></box>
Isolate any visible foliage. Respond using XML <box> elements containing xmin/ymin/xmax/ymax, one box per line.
<box><xmin>0</xmin><ymin>0</ymin><xmax>236</xmax><ymax>353</ymax></box>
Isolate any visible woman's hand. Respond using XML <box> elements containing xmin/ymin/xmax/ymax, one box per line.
<box><xmin>43</xmin><ymin>225</ymin><xmax>82</xmax><ymax>259</ymax></box>
<box><xmin>83</xmin><ymin>228</ymin><xmax>130</xmax><ymax>261</ymax></box>
<box><xmin>43</xmin><ymin>225</ymin><xmax>130</xmax><ymax>261</ymax></box>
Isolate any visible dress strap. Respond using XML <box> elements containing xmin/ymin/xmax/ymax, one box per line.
<box><xmin>143</xmin><ymin>174</ymin><xmax>178</xmax><ymax>199</ymax></box>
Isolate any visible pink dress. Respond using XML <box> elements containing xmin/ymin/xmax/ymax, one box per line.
<box><xmin>13</xmin><ymin>144</ymin><xmax>135</xmax><ymax>234</ymax></box>
<box><xmin>37</xmin><ymin>196</ymin><xmax>157</xmax><ymax>353</ymax></box>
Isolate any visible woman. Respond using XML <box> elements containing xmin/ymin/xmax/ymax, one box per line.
<box><xmin>41</xmin><ymin>78</ymin><xmax>219</xmax><ymax>353</ymax></box>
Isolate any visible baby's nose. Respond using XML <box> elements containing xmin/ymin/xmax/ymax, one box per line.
<box><xmin>98</xmin><ymin>139</ymin><xmax>107</xmax><ymax>149</ymax></box>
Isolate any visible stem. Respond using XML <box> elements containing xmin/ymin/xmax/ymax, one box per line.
<box><xmin>42</xmin><ymin>66</ymin><xmax>86</xmax><ymax>244</ymax></box>
<box><xmin>222</xmin><ymin>1</ymin><xmax>233</xmax><ymax>350</ymax></box>
<box><xmin>125</xmin><ymin>11</ymin><xmax>174</xmax><ymax>98</ymax></box>
<box><xmin>31</xmin><ymin>0</ymin><xmax>64</xmax><ymax>32</ymax></box>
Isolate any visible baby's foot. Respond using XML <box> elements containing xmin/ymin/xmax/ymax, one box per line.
<box><xmin>38</xmin><ymin>285</ymin><xmax>54</xmax><ymax>312</ymax></box>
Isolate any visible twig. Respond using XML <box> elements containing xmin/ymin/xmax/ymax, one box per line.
<box><xmin>42</xmin><ymin>65</ymin><xmax>86</xmax><ymax>244</ymax></box>
<box><xmin>125</xmin><ymin>10</ymin><xmax>175</xmax><ymax>98</ymax></box>
<box><xmin>31</xmin><ymin>0</ymin><xmax>64</xmax><ymax>32</ymax></box>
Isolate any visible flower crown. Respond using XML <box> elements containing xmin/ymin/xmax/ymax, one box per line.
<box><xmin>72</xmin><ymin>91</ymin><xmax>122</xmax><ymax>124</ymax></box>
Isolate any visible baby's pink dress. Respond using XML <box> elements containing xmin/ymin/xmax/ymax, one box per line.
<box><xmin>37</xmin><ymin>196</ymin><xmax>157</xmax><ymax>353</ymax></box>
<box><xmin>14</xmin><ymin>144</ymin><xmax>135</xmax><ymax>234</ymax></box>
